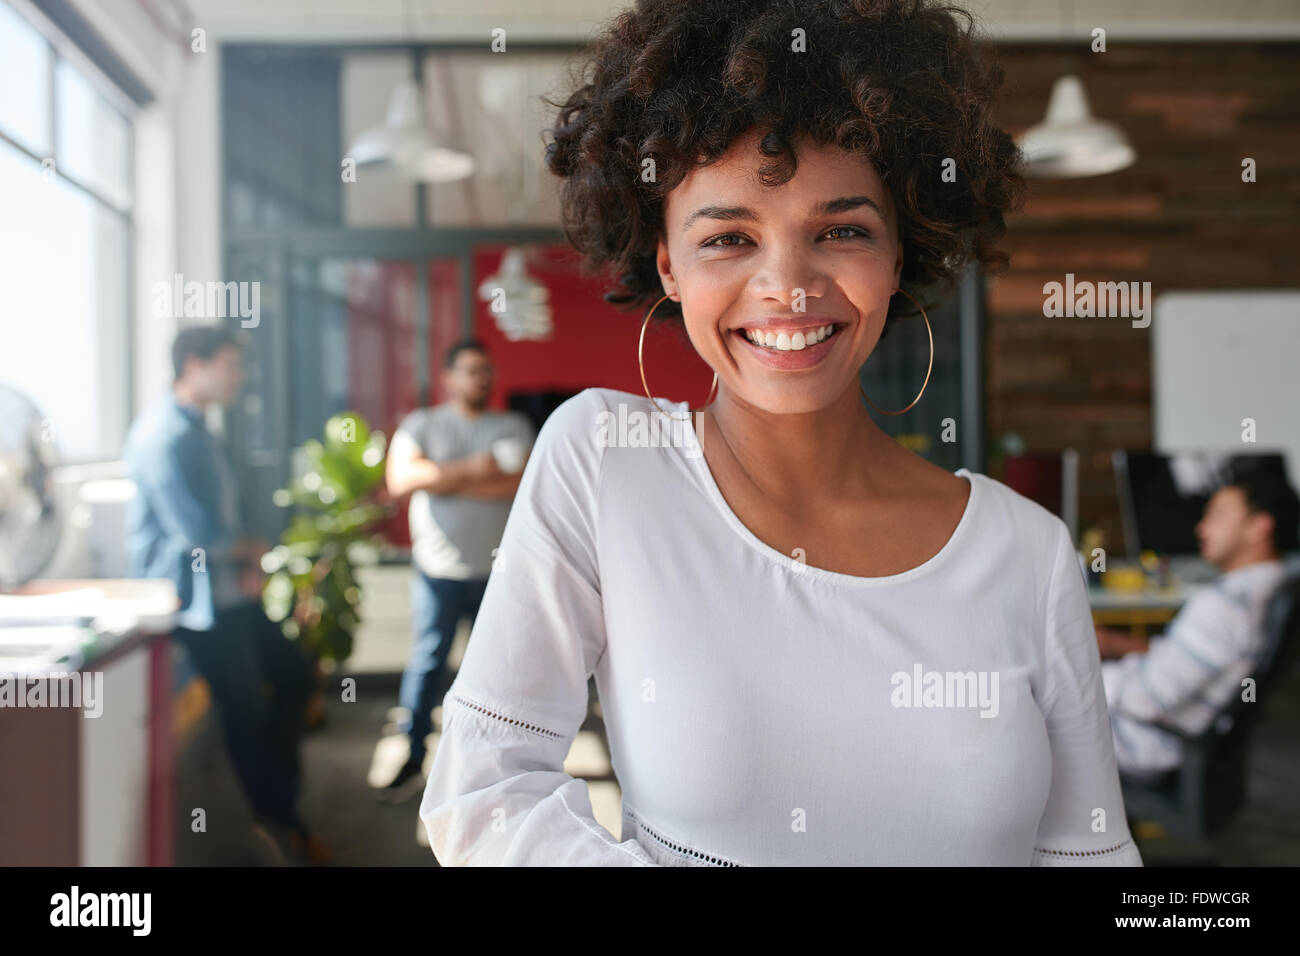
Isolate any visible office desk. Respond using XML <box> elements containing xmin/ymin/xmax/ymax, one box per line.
<box><xmin>0</xmin><ymin>579</ymin><xmax>177</xmax><ymax>865</ymax></box>
<box><xmin>1088</xmin><ymin>580</ymin><xmax>1205</xmax><ymax>637</ymax></box>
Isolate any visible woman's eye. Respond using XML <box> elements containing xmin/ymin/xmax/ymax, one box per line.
<box><xmin>824</xmin><ymin>225</ymin><xmax>870</xmax><ymax>241</ymax></box>
<box><xmin>700</xmin><ymin>233</ymin><xmax>749</xmax><ymax>248</ymax></box>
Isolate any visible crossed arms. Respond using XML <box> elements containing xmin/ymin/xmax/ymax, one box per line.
<box><xmin>385</xmin><ymin>430</ymin><xmax>525</xmax><ymax>501</ymax></box>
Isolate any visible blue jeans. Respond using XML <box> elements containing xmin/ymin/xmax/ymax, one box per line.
<box><xmin>398</xmin><ymin>572</ymin><xmax>489</xmax><ymax>763</ymax></box>
<box><xmin>173</xmin><ymin>600</ymin><xmax>315</xmax><ymax>830</ymax></box>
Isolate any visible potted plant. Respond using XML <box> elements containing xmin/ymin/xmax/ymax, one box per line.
<box><xmin>261</xmin><ymin>412</ymin><xmax>392</xmax><ymax>724</ymax></box>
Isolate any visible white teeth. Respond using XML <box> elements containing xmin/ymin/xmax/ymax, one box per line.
<box><xmin>744</xmin><ymin>325</ymin><xmax>836</xmax><ymax>351</ymax></box>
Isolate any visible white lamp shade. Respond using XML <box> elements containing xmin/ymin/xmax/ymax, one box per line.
<box><xmin>1018</xmin><ymin>75</ymin><xmax>1136</xmax><ymax>178</ymax></box>
<box><xmin>347</xmin><ymin>78</ymin><xmax>476</xmax><ymax>183</ymax></box>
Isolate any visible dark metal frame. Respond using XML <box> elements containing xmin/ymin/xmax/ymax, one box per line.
<box><xmin>220</xmin><ymin>39</ymin><xmax>583</xmax><ymax>331</ymax></box>
<box><xmin>27</xmin><ymin>0</ymin><xmax>154</xmax><ymax>108</ymax></box>
<box><xmin>221</xmin><ymin>41</ymin><xmax>584</xmax><ymax>531</ymax></box>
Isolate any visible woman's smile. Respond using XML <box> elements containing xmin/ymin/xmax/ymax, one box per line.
<box><xmin>730</xmin><ymin>319</ymin><xmax>849</xmax><ymax>370</ymax></box>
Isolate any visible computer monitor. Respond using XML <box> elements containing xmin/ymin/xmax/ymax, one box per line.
<box><xmin>1113</xmin><ymin>450</ymin><xmax>1291</xmax><ymax>557</ymax></box>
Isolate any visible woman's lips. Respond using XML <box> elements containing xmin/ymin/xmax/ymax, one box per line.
<box><xmin>732</xmin><ymin>325</ymin><xmax>844</xmax><ymax>370</ymax></box>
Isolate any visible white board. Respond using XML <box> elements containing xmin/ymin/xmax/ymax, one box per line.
<box><xmin>1152</xmin><ymin>291</ymin><xmax>1300</xmax><ymax>483</ymax></box>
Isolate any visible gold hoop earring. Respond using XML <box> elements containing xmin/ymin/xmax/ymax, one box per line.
<box><xmin>860</xmin><ymin>287</ymin><xmax>933</xmax><ymax>416</ymax></box>
<box><xmin>638</xmin><ymin>293</ymin><xmax>719</xmax><ymax>422</ymax></box>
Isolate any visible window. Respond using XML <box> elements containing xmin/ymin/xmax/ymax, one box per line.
<box><xmin>0</xmin><ymin>0</ymin><xmax>50</xmax><ymax>154</ymax></box>
<box><xmin>0</xmin><ymin>0</ymin><xmax>133</xmax><ymax>463</ymax></box>
<box><xmin>56</xmin><ymin>57</ymin><xmax>132</xmax><ymax>208</ymax></box>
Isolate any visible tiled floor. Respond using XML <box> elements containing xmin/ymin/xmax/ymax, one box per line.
<box><xmin>300</xmin><ymin>599</ymin><xmax>627</xmax><ymax>865</ymax></box>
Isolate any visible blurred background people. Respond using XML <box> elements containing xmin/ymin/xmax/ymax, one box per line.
<box><xmin>123</xmin><ymin>326</ymin><xmax>324</xmax><ymax>862</ymax></box>
<box><xmin>374</xmin><ymin>340</ymin><xmax>535</xmax><ymax>803</ymax></box>
<box><xmin>1096</xmin><ymin>468</ymin><xmax>1300</xmax><ymax>776</ymax></box>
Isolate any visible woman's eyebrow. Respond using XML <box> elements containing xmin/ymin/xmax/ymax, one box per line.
<box><xmin>681</xmin><ymin>195</ymin><xmax>885</xmax><ymax>232</ymax></box>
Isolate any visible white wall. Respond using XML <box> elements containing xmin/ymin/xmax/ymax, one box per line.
<box><xmin>1153</xmin><ymin>291</ymin><xmax>1300</xmax><ymax>484</ymax></box>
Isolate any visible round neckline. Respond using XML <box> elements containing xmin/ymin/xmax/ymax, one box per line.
<box><xmin>672</xmin><ymin>398</ymin><xmax>980</xmax><ymax>587</ymax></box>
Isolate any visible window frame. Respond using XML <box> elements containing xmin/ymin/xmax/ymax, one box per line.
<box><xmin>0</xmin><ymin>0</ymin><xmax>137</xmax><ymax>465</ymax></box>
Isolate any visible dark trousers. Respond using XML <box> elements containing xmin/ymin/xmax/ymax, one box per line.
<box><xmin>173</xmin><ymin>600</ymin><xmax>315</xmax><ymax>830</ymax></box>
<box><xmin>398</xmin><ymin>572</ymin><xmax>489</xmax><ymax>764</ymax></box>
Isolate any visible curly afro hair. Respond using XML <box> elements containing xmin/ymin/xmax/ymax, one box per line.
<box><xmin>544</xmin><ymin>0</ymin><xmax>1026</xmax><ymax>339</ymax></box>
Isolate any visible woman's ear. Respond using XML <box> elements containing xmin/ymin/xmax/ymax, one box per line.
<box><xmin>655</xmin><ymin>236</ymin><xmax>679</xmax><ymax>300</ymax></box>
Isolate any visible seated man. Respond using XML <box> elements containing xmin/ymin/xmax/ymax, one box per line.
<box><xmin>1096</xmin><ymin>468</ymin><xmax>1297</xmax><ymax>776</ymax></box>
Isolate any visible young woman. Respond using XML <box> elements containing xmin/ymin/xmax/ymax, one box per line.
<box><xmin>421</xmin><ymin>0</ymin><xmax>1142</xmax><ymax>866</ymax></box>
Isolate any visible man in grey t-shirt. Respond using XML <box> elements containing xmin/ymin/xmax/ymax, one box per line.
<box><xmin>375</xmin><ymin>339</ymin><xmax>535</xmax><ymax>802</ymax></box>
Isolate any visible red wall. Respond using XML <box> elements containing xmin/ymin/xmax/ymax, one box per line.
<box><xmin>347</xmin><ymin>262</ymin><xmax>423</xmax><ymax>550</ymax></box>
<box><xmin>470</xmin><ymin>243</ymin><xmax>716</xmax><ymax>411</ymax></box>
<box><xmin>347</xmin><ymin>261</ymin><xmax>421</xmax><ymax>439</ymax></box>
<box><xmin>349</xmin><ymin>244</ymin><xmax>716</xmax><ymax>549</ymax></box>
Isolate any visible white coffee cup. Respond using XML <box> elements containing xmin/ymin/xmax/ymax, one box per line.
<box><xmin>491</xmin><ymin>438</ymin><xmax>527</xmax><ymax>474</ymax></box>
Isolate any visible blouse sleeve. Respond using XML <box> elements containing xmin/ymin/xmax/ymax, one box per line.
<box><xmin>419</xmin><ymin>388</ymin><xmax>659</xmax><ymax>866</ymax></box>
<box><xmin>1030</xmin><ymin>520</ymin><xmax>1144</xmax><ymax>866</ymax></box>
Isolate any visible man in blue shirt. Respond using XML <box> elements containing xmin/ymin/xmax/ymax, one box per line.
<box><xmin>123</xmin><ymin>325</ymin><xmax>322</xmax><ymax>863</ymax></box>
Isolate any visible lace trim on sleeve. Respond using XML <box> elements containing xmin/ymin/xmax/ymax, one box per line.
<box><xmin>446</xmin><ymin>691</ymin><xmax>565</xmax><ymax>741</ymax></box>
<box><xmin>1031</xmin><ymin>836</ymin><xmax>1136</xmax><ymax>860</ymax></box>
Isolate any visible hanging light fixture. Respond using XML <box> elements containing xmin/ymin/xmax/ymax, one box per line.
<box><xmin>345</xmin><ymin>0</ymin><xmax>474</xmax><ymax>182</ymax></box>
<box><xmin>477</xmin><ymin>247</ymin><xmax>553</xmax><ymax>341</ymax></box>
<box><xmin>1017</xmin><ymin>74</ymin><xmax>1136</xmax><ymax>178</ymax></box>
<box><xmin>347</xmin><ymin>75</ymin><xmax>476</xmax><ymax>183</ymax></box>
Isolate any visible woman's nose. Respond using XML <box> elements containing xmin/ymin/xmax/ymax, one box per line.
<box><xmin>750</xmin><ymin>245</ymin><xmax>828</xmax><ymax>303</ymax></box>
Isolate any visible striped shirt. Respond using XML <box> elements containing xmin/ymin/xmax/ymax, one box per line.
<box><xmin>1102</xmin><ymin>559</ymin><xmax>1288</xmax><ymax>773</ymax></box>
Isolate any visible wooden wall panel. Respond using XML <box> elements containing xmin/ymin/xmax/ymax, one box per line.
<box><xmin>986</xmin><ymin>42</ymin><xmax>1300</xmax><ymax>551</ymax></box>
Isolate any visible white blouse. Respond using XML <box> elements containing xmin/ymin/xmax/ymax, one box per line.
<box><xmin>420</xmin><ymin>387</ymin><xmax>1143</xmax><ymax>866</ymax></box>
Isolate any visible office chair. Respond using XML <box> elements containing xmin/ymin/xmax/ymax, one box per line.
<box><xmin>1119</xmin><ymin>572</ymin><xmax>1300</xmax><ymax>853</ymax></box>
